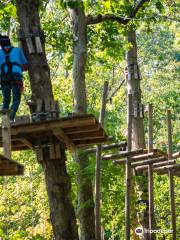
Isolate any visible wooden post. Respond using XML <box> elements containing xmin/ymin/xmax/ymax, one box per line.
<box><xmin>95</xmin><ymin>81</ymin><xmax>108</xmax><ymax>240</ymax></box>
<box><xmin>147</xmin><ymin>104</ymin><xmax>155</xmax><ymax>239</ymax></box>
<box><xmin>148</xmin><ymin>164</ymin><xmax>154</xmax><ymax>239</ymax></box>
<box><xmin>1</xmin><ymin>110</ymin><xmax>11</xmax><ymax>159</ymax></box>
<box><xmin>167</xmin><ymin>109</ymin><xmax>176</xmax><ymax>240</ymax></box>
<box><xmin>35</xmin><ymin>36</ymin><xmax>43</xmax><ymax>53</ymax></box>
<box><xmin>26</xmin><ymin>37</ymin><xmax>35</xmax><ymax>54</ymax></box>
<box><xmin>125</xmin><ymin>94</ymin><xmax>132</xmax><ymax>240</ymax></box>
<box><xmin>148</xmin><ymin>104</ymin><xmax>153</xmax><ymax>152</ymax></box>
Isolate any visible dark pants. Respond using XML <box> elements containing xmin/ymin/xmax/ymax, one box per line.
<box><xmin>1</xmin><ymin>74</ymin><xmax>22</xmax><ymax>121</ymax></box>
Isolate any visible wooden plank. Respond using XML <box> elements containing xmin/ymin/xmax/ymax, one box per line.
<box><xmin>53</xmin><ymin>129</ymin><xmax>76</xmax><ymax>153</ymax></box>
<box><xmin>1</xmin><ymin>113</ymin><xmax>11</xmax><ymax>159</ymax></box>
<box><xmin>0</xmin><ymin>163</ymin><xmax>18</xmax><ymax>171</ymax></box>
<box><xmin>137</xmin><ymin>163</ymin><xmax>180</xmax><ymax>172</ymax></box>
<box><xmin>154</xmin><ymin>164</ymin><xmax>180</xmax><ymax>172</ymax></box>
<box><xmin>152</xmin><ymin>160</ymin><xmax>176</xmax><ymax>168</ymax></box>
<box><xmin>0</xmin><ymin>169</ymin><xmax>23</xmax><ymax>176</ymax></box>
<box><xmin>11</xmin><ymin>145</ymin><xmax>29</xmax><ymax>151</ymax></box>
<box><xmin>18</xmin><ymin>138</ymin><xmax>33</xmax><ymax>149</ymax></box>
<box><xmin>102</xmin><ymin>148</ymin><xmax>144</xmax><ymax>160</ymax></box>
<box><xmin>172</xmin><ymin>151</ymin><xmax>180</xmax><ymax>159</ymax></box>
<box><xmin>134</xmin><ymin>160</ymin><xmax>176</xmax><ymax>171</ymax></box>
<box><xmin>69</xmin><ymin>130</ymin><xmax>104</xmax><ymax>141</ymax></box>
<box><xmin>85</xmin><ymin>142</ymin><xmax>126</xmax><ymax>154</ymax></box>
<box><xmin>0</xmin><ymin>162</ymin><xmax>16</xmax><ymax>170</ymax></box>
<box><xmin>75</xmin><ymin>137</ymin><xmax>108</xmax><ymax>147</ymax></box>
<box><xmin>5</xmin><ymin>115</ymin><xmax>97</xmax><ymax>136</ymax></box>
<box><xmin>26</xmin><ymin>37</ymin><xmax>35</xmax><ymax>53</ymax></box>
<box><xmin>64</xmin><ymin>124</ymin><xmax>100</xmax><ymax>134</ymax></box>
<box><xmin>35</xmin><ymin>36</ymin><xmax>43</xmax><ymax>53</ymax></box>
<box><xmin>130</xmin><ymin>150</ymin><xmax>166</xmax><ymax>161</ymax></box>
<box><xmin>131</xmin><ymin>156</ymin><xmax>167</xmax><ymax>167</ymax></box>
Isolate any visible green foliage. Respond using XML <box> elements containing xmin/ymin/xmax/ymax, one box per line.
<box><xmin>0</xmin><ymin>0</ymin><xmax>179</xmax><ymax>239</ymax></box>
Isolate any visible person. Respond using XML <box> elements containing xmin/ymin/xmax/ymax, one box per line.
<box><xmin>0</xmin><ymin>35</ymin><xmax>28</xmax><ymax>122</ymax></box>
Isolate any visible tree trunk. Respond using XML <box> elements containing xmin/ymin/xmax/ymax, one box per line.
<box><xmin>126</xmin><ymin>29</ymin><xmax>149</xmax><ymax>239</ymax></box>
<box><xmin>69</xmin><ymin>2</ymin><xmax>87</xmax><ymax>115</ymax></box>
<box><xmin>69</xmin><ymin>3</ymin><xmax>96</xmax><ymax>240</ymax></box>
<box><xmin>16</xmin><ymin>1</ymin><xmax>79</xmax><ymax>239</ymax></box>
<box><xmin>42</xmin><ymin>144</ymin><xmax>79</xmax><ymax>240</ymax></box>
<box><xmin>126</xmin><ymin>30</ymin><xmax>145</xmax><ymax>149</ymax></box>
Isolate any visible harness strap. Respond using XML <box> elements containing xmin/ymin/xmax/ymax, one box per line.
<box><xmin>1</xmin><ymin>47</ymin><xmax>23</xmax><ymax>75</ymax></box>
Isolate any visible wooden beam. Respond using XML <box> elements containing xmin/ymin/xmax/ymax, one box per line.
<box><xmin>152</xmin><ymin>160</ymin><xmax>176</xmax><ymax>168</ymax></box>
<box><xmin>154</xmin><ymin>164</ymin><xmax>180</xmax><ymax>172</ymax></box>
<box><xmin>1</xmin><ymin>112</ymin><xmax>11</xmax><ymax>159</ymax></box>
<box><xmin>75</xmin><ymin>137</ymin><xmax>108</xmax><ymax>147</ymax></box>
<box><xmin>148</xmin><ymin>104</ymin><xmax>153</xmax><ymax>152</ymax></box>
<box><xmin>169</xmin><ymin>169</ymin><xmax>176</xmax><ymax>240</ymax></box>
<box><xmin>85</xmin><ymin>142</ymin><xmax>126</xmax><ymax>154</ymax></box>
<box><xmin>167</xmin><ymin>109</ymin><xmax>176</xmax><ymax>240</ymax></box>
<box><xmin>130</xmin><ymin>150</ymin><xmax>166</xmax><ymax>161</ymax></box>
<box><xmin>172</xmin><ymin>151</ymin><xmax>180</xmax><ymax>159</ymax></box>
<box><xmin>69</xmin><ymin>130</ymin><xmax>104</xmax><ymax>141</ymax></box>
<box><xmin>157</xmin><ymin>169</ymin><xmax>180</xmax><ymax>176</ymax></box>
<box><xmin>136</xmin><ymin>163</ymin><xmax>179</xmax><ymax>172</ymax></box>
<box><xmin>18</xmin><ymin>138</ymin><xmax>33</xmax><ymax>149</ymax></box>
<box><xmin>53</xmin><ymin>129</ymin><xmax>76</xmax><ymax>153</ymax></box>
<box><xmin>11</xmin><ymin>145</ymin><xmax>29</xmax><ymax>151</ymax></box>
<box><xmin>147</xmin><ymin>104</ymin><xmax>155</xmax><ymax>240</ymax></box>
<box><xmin>125</xmin><ymin>94</ymin><xmax>133</xmax><ymax>240</ymax></box>
<box><xmin>102</xmin><ymin>148</ymin><xmax>144</xmax><ymax>160</ymax></box>
<box><xmin>64</xmin><ymin>124</ymin><xmax>100</xmax><ymax>134</ymax></box>
<box><xmin>148</xmin><ymin>164</ymin><xmax>155</xmax><ymax>239</ymax></box>
<box><xmin>132</xmin><ymin>156</ymin><xmax>167</xmax><ymax>167</ymax></box>
<box><xmin>0</xmin><ymin>163</ymin><xmax>18</xmax><ymax>171</ymax></box>
<box><xmin>0</xmin><ymin>168</ymin><xmax>24</xmax><ymax>176</ymax></box>
<box><xmin>95</xmin><ymin>81</ymin><xmax>109</xmax><ymax>240</ymax></box>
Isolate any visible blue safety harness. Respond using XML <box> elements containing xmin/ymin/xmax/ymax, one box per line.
<box><xmin>0</xmin><ymin>47</ymin><xmax>23</xmax><ymax>83</ymax></box>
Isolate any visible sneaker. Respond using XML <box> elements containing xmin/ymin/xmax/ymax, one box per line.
<box><xmin>10</xmin><ymin>120</ymin><xmax>15</xmax><ymax>126</ymax></box>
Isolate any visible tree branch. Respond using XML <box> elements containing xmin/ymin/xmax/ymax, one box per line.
<box><xmin>86</xmin><ymin>14</ymin><xmax>128</xmax><ymax>25</ymax></box>
<box><xmin>86</xmin><ymin>0</ymin><xmax>150</xmax><ymax>25</ymax></box>
<box><xmin>131</xmin><ymin>0</ymin><xmax>149</xmax><ymax>18</ymax></box>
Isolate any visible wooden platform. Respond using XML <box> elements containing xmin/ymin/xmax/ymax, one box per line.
<box><xmin>0</xmin><ymin>115</ymin><xmax>108</xmax><ymax>152</ymax></box>
<box><xmin>0</xmin><ymin>154</ymin><xmax>24</xmax><ymax>176</ymax></box>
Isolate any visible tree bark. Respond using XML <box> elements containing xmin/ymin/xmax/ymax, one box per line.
<box><xmin>126</xmin><ymin>29</ymin><xmax>149</xmax><ymax>240</ymax></box>
<box><xmin>69</xmin><ymin>3</ymin><xmax>87</xmax><ymax>115</ymax></box>
<box><xmin>126</xmin><ymin>30</ymin><xmax>145</xmax><ymax>149</ymax></box>
<box><xmin>69</xmin><ymin>3</ymin><xmax>96</xmax><ymax>240</ymax></box>
<box><xmin>16</xmin><ymin>1</ymin><xmax>79</xmax><ymax>239</ymax></box>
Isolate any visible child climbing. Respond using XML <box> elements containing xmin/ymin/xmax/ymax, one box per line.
<box><xmin>0</xmin><ymin>35</ymin><xmax>28</xmax><ymax>123</ymax></box>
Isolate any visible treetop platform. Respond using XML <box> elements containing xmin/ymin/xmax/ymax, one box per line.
<box><xmin>0</xmin><ymin>154</ymin><xmax>24</xmax><ymax>176</ymax></box>
<box><xmin>0</xmin><ymin>114</ymin><xmax>108</xmax><ymax>153</ymax></box>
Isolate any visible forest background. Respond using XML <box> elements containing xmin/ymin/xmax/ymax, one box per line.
<box><xmin>0</xmin><ymin>0</ymin><xmax>179</xmax><ymax>239</ymax></box>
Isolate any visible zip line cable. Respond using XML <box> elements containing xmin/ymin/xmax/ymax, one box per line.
<box><xmin>108</xmin><ymin>12</ymin><xmax>180</xmax><ymax>23</ymax></box>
